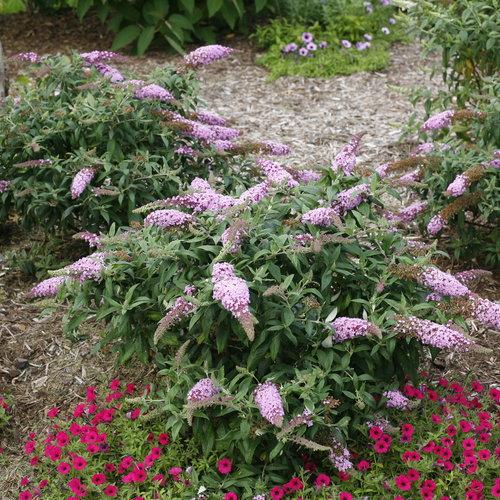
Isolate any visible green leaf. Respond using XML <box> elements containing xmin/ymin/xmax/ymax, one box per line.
<box><xmin>255</xmin><ymin>0</ymin><xmax>267</xmax><ymax>13</ymax></box>
<box><xmin>169</xmin><ymin>13</ymin><xmax>193</xmax><ymax>30</ymax></box>
<box><xmin>112</xmin><ymin>24</ymin><xmax>141</xmax><ymax>50</ymax></box>
<box><xmin>142</xmin><ymin>0</ymin><xmax>169</xmax><ymax>24</ymax></box>
<box><xmin>163</xmin><ymin>34</ymin><xmax>185</xmax><ymax>54</ymax></box>
<box><xmin>180</xmin><ymin>0</ymin><xmax>195</xmax><ymax>13</ymax></box>
<box><xmin>76</xmin><ymin>0</ymin><xmax>93</xmax><ymax>18</ymax></box>
<box><xmin>137</xmin><ymin>26</ymin><xmax>156</xmax><ymax>55</ymax></box>
<box><xmin>207</xmin><ymin>0</ymin><xmax>223</xmax><ymax>17</ymax></box>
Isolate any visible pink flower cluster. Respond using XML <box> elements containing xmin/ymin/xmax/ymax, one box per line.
<box><xmin>80</xmin><ymin>51</ymin><xmax>119</xmax><ymax>65</ymax></box>
<box><xmin>94</xmin><ymin>63</ymin><xmax>124</xmax><ymax>83</ymax></box>
<box><xmin>421</xmin><ymin>110</ymin><xmax>454</xmax><ymax>131</ymax></box>
<box><xmin>301</xmin><ymin>207</ymin><xmax>337</xmax><ymax>226</ymax></box>
<box><xmin>183</xmin><ymin>45</ymin><xmax>234</xmax><ymax>68</ymax></box>
<box><xmin>411</xmin><ymin>142</ymin><xmax>435</xmax><ymax>156</ymax></box>
<box><xmin>221</xmin><ymin>226</ymin><xmax>246</xmax><ymax>253</ymax></box>
<box><xmin>260</xmin><ymin>141</ymin><xmax>291</xmax><ymax>156</ymax></box>
<box><xmin>256</xmin><ymin>158</ymin><xmax>299</xmax><ymax>188</ymax></box>
<box><xmin>398</xmin><ymin>168</ymin><xmax>421</xmax><ymax>185</ymax></box>
<box><xmin>383</xmin><ymin>390</ymin><xmax>410</xmax><ymax>410</ymax></box>
<box><xmin>427</xmin><ymin>214</ymin><xmax>446</xmax><ymax>235</ymax></box>
<box><xmin>238</xmin><ymin>182</ymin><xmax>269</xmax><ymax>204</ymax></box>
<box><xmin>29</xmin><ymin>276</ymin><xmax>67</xmax><ymax>298</ymax></box>
<box><xmin>334</xmin><ymin>183</ymin><xmax>370</xmax><ymax>213</ymax></box>
<box><xmin>389</xmin><ymin>201</ymin><xmax>427</xmax><ymax>223</ymax></box>
<box><xmin>331</xmin><ymin>134</ymin><xmax>363</xmax><ymax>175</ymax></box>
<box><xmin>419</xmin><ymin>266</ymin><xmax>471</xmax><ymax>297</ymax></box>
<box><xmin>329</xmin><ymin>439</ymin><xmax>353</xmax><ymax>472</ymax></box>
<box><xmin>16</xmin><ymin>52</ymin><xmax>40</xmax><ymax>63</ymax></box>
<box><xmin>253</xmin><ymin>381</ymin><xmax>284</xmax><ymax>427</ymax></box>
<box><xmin>329</xmin><ymin>317</ymin><xmax>379</xmax><ymax>342</ymax></box>
<box><xmin>195</xmin><ymin>109</ymin><xmax>226</xmax><ymax>126</ymax></box>
<box><xmin>134</xmin><ymin>84</ymin><xmax>174</xmax><ymax>102</ymax></box>
<box><xmin>468</xmin><ymin>295</ymin><xmax>500</xmax><ymax>331</ymax></box>
<box><xmin>71</xmin><ymin>168</ymin><xmax>96</xmax><ymax>199</ymax></box>
<box><xmin>187</xmin><ymin>378</ymin><xmax>220</xmax><ymax>403</ymax></box>
<box><xmin>175</xmin><ymin>145</ymin><xmax>197</xmax><ymax>156</ymax></box>
<box><xmin>144</xmin><ymin>209</ymin><xmax>193</xmax><ymax>229</ymax></box>
<box><xmin>158</xmin><ymin>285</ymin><xmax>197</xmax><ymax>332</ymax></box>
<box><xmin>64</xmin><ymin>253</ymin><xmax>106</xmax><ymax>282</ymax></box>
<box><xmin>396</xmin><ymin>316</ymin><xmax>473</xmax><ymax>350</ymax></box>
<box><xmin>445</xmin><ymin>174</ymin><xmax>468</xmax><ymax>197</ymax></box>
<box><xmin>73</xmin><ymin>231</ymin><xmax>102</xmax><ymax>248</ymax></box>
<box><xmin>0</xmin><ymin>180</ymin><xmax>10</xmax><ymax>192</ymax></box>
<box><xmin>211</xmin><ymin>262</ymin><xmax>251</xmax><ymax>320</ymax></box>
<box><xmin>454</xmin><ymin>269</ymin><xmax>491</xmax><ymax>286</ymax></box>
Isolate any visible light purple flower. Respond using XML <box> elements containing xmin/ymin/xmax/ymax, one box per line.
<box><xmin>0</xmin><ymin>180</ymin><xmax>10</xmax><ymax>192</ymax></box>
<box><xmin>15</xmin><ymin>52</ymin><xmax>40</xmax><ymax>63</ymax></box>
<box><xmin>30</xmin><ymin>276</ymin><xmax>67</xmax><ymax>298</ymax></box>
<box><xmin>364</xmin><ymin>33</ymin><xmax>373</xmax><ymax>41</ymax></box>
<box><xmin>64</xmin><ymin>252</ymin><xmax>106</xmax><ymax>282</ymax></box>
<box><xmin>454</xmin><ymin>269</ymin><xmax>491</xmax><ymax>286</ymax></box>
<box><xmin>238</xmin><ymin>182</ymin><xmax>269</xmax><ymax>204</ymax></box>
<box><xmin>134</xmin><ymin>84</ymin><xmax>174</xmax><ymax>102</ymax></box>
<box><xmin>421</xmin><ymin>110</ymin><xmax>454</xmax><ymax>132</ymax></box>
<box><xmin>80</xmin><ymin>51</ymin><xmax>119</xmax><ymax>65</ymax></box>
<box><xmin>295</xmin><ymin>169</ymin><xmax>322</xmax><ymax>183</ymax></box>
<box><xmin>445</xmin><ymin>174</ymin><xmax>468</xmax><ymax>197</ymax></box>
<box><xmin>396</xmin><ymin>316</ymin><xmax>473</xmax><ymax>350</ymax></box>
<box><xmin>393</xmin><ymin>201</ymin><xmax>428</xmax><ymax>223</ymax></box>
<box><xmin>183</xmin><ymin>45</ymin><xmax>234</xmax><ymax>68</ymax></box>
<box><xmin>331</xmin><ymin>134</ymin><xmax>363</xmax><ymax>175</ymax></box>
<box><xmin>375</xmin><ymin>163</ymin><xmax>390</xmax><ymax>177</ymax></box>
<box><xmin>398</xmin><ymin>168</ymin><xmax>421</xmax><ymax>185</ymax></box>
<box><xmin>341</xmin><ymin>40</ymin><xmax>352</xmax><ymax>48</ymax></box>
<box><xmin>334</xmin><ymin>183</ymin><xmax>370</xmax><ymax>213</ymax></box>
<box><xmin>301</xmin><ymin>207</ymin><xmax>337</xmax><ymax>226</ymax></box>
<box><xmin>411</xmin><ymin>142</ymin><xmax>435</xmax><ymax>156</ymax></box>
<box><xmin>283</xmin><ymin>43</ymin><xmax>298</xmax><ymax>53</ymax></box>
<box><xmin>144</xmin><ymin>209</ymin><xmax>193</xmax><ymax>229</ymax></box>
<box><xmin>195</xmin><ymin>110</ymin><xmax>226</xmax><ymax>126</ymax></box>
<box><xmin>221</xmin><ymin>225</ymin><xmax>246</xmax><ymax>253</ymax></box>
<box><xmin>253</xmin><ymin>381</ymin><xmax>284</xmax><ymax>427</ymax></box>
<box><xmin>302</xmin><ymin>32</ymin><xmax>313</xmax><ymax>43</ymax></box>
<box><xmin>260</xmin><ymin>141</ymin><xmax>291</xmax><ymax>156</ymax></box>
<box><xmin>468</xmin><ymin>295</ymin><xmax>500</xmax><ymax>330</ymax></box>
<box><xmin>319</xmin><ymin>41</ymin><xmax>328</xmax><ymax>49</ymax></box>
<box><xmin>71</xmin><ymin>168</ymin><xmax>96</xmax><ymax>199</ymax></box>
<box><xmin>380</xmin><ymin>0</ymin><xmax>391</xmax><ymax>4</ymax></box>
<box><xmin>419</xmin><ymin>266</ymin><xmax>471</xmax><ymax>297</ymax></box>
<box><xmin>213</xmin><ymin>140</ymin><xmax>234</xmax><ymax>152</ymax></box>
<box><xmin>307</xmin><ymin>42</ymin><xmax>317</xmax><ymax>51</ymax></box>
<box><xmin>427</xmin><ymin>214</ymin><xmax>446</xmax><ymax>235</ymax></box>
<box><xmin>383</xmin><ymin>390</ymin><xmax>410</xmax><ymax>410</ymax></box>
<box><xmin>329</xmin><ymin>317</ymin><xmax>380</xmax><ymax>342</ymax></box>
<box><xmin>330</xmin><ymin>439</ymin><xmax>353</xmax><ymax>471</ymax></box>
<box><xmin>175</xmin><ymin>146</ymin><xmax>197</xmax><ymax>157</ymax></box>
<box><xmin>94</xmin><ymin>63</ymin><xmax>124</xmax><ymax>83</ymax></box>
<box><xmin>256</xmin><ymin>158</ymin><xmax>298</xmax><ymax>188</ymax></box>
<box><xmin>389</xmin><ymin>17</ymin><xmax>396</xmax><ymax>24</ymax></box>
<box><xmin>212</xmin><ymin>270</ymin><xmax>251</xmax><ymax>319</ymax></box>
<box><xmin>73</xmin><ymin>231</ymin><xmax>101</xmax><ymax>248</ymax></box>
<box><xmin>381</xmin><ymin>27</ymin><xmax>390</xmax><ymax>35</ymax></box>
<box><xmin>187</xmin><ymin>378</ymin><xmax>220</xmax><ymax>403</ymax></box>
<box><xmin>299</xmin><ymin>48</ymin><xmax>309</xmax><ymax>57</ymax></box>
<box><xmin>356</xmin><ymin>42</ymin><xmax>369</xmax><ymax>51</ymax></box>
<box><xmin>157</xmin><ymin>286</ymin><xmax>197</xmax><ymax>335</ymax></box>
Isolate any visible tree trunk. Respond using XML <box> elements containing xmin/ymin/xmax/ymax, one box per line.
<box><xmin>0</xmin><ymin>40</ymin><xmax>7</xmax><ymax>102</ymax></box>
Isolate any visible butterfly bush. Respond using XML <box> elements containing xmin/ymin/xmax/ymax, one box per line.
<box><xmin>187</xmin><ymin>378</ymin><xmax>220</xmax><ymax>403</ymax></box>
<box><xmin>0</xmin><ymin>52</ymin><xmax>258</xmax><ymax>233</ymax></box>
<box><xmin>328</xmin><ymin>317</ymin><xmax>380</xmax><ymax>343</ymax></box>
<box><xmin>144</xmin><ymin>209</ymin><xmax>194</xmax><ymax>229</ymax></box>
<box><xmin>331</xmin><ymin>134</ymin><xmax>363</xmax><ymax>175</ymax></box>
<box><xmin>182</xmin><ymin>45</ymin><xmax>234</xmax><ymax>68</ymax></box>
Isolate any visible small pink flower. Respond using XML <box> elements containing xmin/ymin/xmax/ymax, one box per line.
<box><xmin>47</xmin><ymin>407</ymin><xmax>59</xmax><ymax>418</ymax></box>
<box><xmin>217</xmin><ymin>458</ymin><xmax>232</xmax><ymax>474</ymax></box>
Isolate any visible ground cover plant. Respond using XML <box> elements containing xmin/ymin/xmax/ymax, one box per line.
<box><xmin>254</xmin><ymin>0</ymin><xmax>405</xmax><ymax>79</ymax></box>
<box><xmin>0</xmin><ymin>47</ymin><xmax>280</xmax><ymax>236</ymax></box>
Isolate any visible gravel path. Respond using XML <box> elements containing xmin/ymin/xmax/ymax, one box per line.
<box><xmin>193</xmin><ymin>42</ymin><xmax>442</xmax><ymax>168</ymax></box>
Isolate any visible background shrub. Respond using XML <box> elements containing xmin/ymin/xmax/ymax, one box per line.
<box><xmin>0</xmin><ymin>52</ymin><xmax>252</xmax><ymax>234</ymax></box>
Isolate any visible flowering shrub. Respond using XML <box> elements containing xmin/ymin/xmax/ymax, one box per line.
<box><xmin>381</xmin><ymin>106</ymin><xmax>499</xmax><ymax>266</ymax></box>
<box><xmin>27</xmin><ymin>144</ymin><xmax>498</xmax><ymax>486</ymax></box>
<box><xmin>0</xmin><ymin>49</ymin><xmax>260</xmax><ymax>234</ymax></box>
<box><xmin>254</xmin><ymin>0</ymin><xmax>405</xmax><ymax>78</ymax></box>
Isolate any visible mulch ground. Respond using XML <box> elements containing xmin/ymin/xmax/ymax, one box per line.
<box><xmin>0</xmin><ymin>9</ymin><xmax>498</xmax><ymax>497</ymax></box>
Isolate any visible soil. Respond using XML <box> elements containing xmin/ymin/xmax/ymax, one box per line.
<box><xmin>0</xmin><ymin>9</ymin><xmax>498</xmax><ymax>498</ymax></box>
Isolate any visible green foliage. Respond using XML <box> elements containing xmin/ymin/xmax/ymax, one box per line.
<box><xmin>51</xmin><ymin>169</ymin><xmax>458</xmax><ymax>478</ymax></box>
<box><xmin>0</xmin><ymin>395</ymin><xmax>11</xmax><ymax>431</ymax></box>
<box><xmin>253</xmin><ymin>0</ymin><xmax>406</xmax><ymax>79</ymax></box>
<box><xmin>0</xmin><ymin>54</ymin><xmax>244</xmax><ymax>234</ymax></box>
<box><xmin>73</xmin><ymin>0</ymin><xmax>276</xmax><ymax>55</ymax></box>
<box><xmin>0</xmin><ymin>0</ymin><xmax>26</xmax><ymax>13</ymax></box>
<box><xmin>406</xmin><ymin>0</ymin><xmax>500</xmax><ymax>106</ymax></box>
